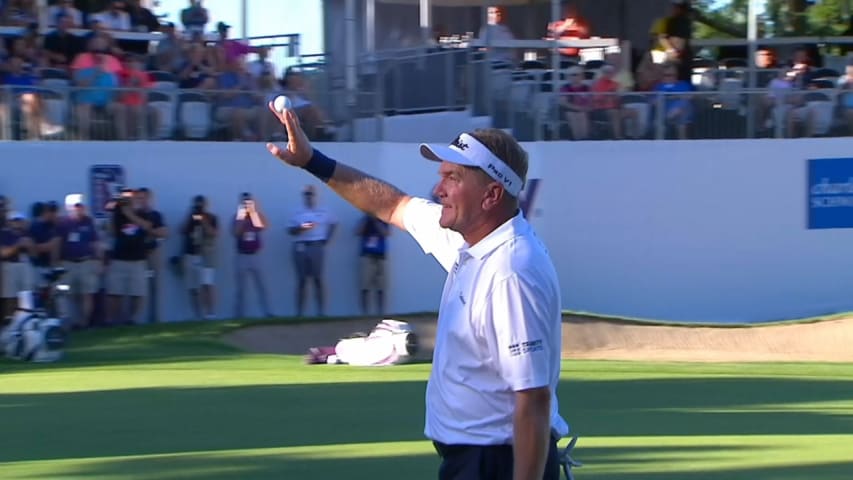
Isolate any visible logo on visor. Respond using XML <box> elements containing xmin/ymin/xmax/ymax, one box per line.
<box><xmin>451</xmin><ymin>137</ymin><xmax>469</xmax><ymax>150</ymax></box>
<box><xmin>487</xmin><ymin>163</ymin><xmax>513</xmax><ymax>188</ymax></box>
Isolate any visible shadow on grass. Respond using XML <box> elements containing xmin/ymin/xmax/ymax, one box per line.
<box><xmin>0</xmin><ymin>376</ymin><xmax>851</xmax><ymax>461</ymax></box>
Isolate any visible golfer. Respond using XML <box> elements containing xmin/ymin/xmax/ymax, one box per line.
<box><xmin>266</xmin><ymin>106</ymin><xmax>568</xmax><ymax>480</ymax></box>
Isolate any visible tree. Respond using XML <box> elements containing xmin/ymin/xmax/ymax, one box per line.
<box><xmin>692</xmin><ymin>0</ymin><xmax>852</xmax><ymax>39</ymax></box>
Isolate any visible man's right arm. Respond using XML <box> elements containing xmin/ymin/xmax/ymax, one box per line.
<box><xmin>325</xmin><ymin>162</ymin><xmax>412</xmax><ymax>231</ymax></box>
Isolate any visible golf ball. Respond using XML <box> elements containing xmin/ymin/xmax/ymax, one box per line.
<box><xmin>273</xmin><ymin>95</ymin><xmax>292</xmax><ymax>113</ymax></box>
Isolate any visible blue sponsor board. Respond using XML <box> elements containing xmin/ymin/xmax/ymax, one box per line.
<box><xmin>89</xmin><ymin>165</ymin><xmax>126</xmax><ymax>219</ymax></box>
<box><xmin>807</xmin><ymin>158</ymin><xmax>853</xmax><ymax>229</ymax></box>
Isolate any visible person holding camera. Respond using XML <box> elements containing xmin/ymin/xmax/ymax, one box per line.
<box><xmin>233</xmin><ymin>192</ymin><xmax>272</xmax><ymax>319</ymax></box>
<box><xmin>181</xmin><ymin>195</ymin><xmax>219</xmax><ymax>320</ymax></box>
<box><xmin>107</xmin><ymin>188</ymin><xmax>155</xmax><ymax>326</ymax></box>
<box><xmin>288</xmin><ymin>185</ymin><xmax>337</xmax><ymax>317</ymax></box>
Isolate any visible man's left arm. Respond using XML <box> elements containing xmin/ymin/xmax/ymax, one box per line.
<box><xmin>486</xmin><ymin>273</ymin><xmax>559</xmax><ymax>480</ymax></box>
<box><xmin>513</xmin><ymin>386</ymin><xmax>551</xmax><ymax>480</ymax></box>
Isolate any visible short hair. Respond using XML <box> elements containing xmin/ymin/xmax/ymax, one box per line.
<box><xmin>469</xmin><ymin>128</ymin><xmax>529</xmax><ymax>189</ymax></box>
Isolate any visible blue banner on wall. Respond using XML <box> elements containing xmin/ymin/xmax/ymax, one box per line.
<box><xmin>807</xmin><ymin>158</ymin><xmax>853</xmax><ymax>229</ymax></box>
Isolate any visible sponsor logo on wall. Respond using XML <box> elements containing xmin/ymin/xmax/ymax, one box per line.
<box><xmin>807</xmin><ymin>158</ymin><xmax>853</xmax><ymax>229</ymax></box>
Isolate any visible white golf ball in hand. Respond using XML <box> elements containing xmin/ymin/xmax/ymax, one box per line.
<box><xmin>273</xmin><ymin>95</ymin><xmax>292</xmax><ymax>113</ymax></box>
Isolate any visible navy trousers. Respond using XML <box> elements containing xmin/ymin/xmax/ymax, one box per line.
<box><xmin>433</xmin><ymin>437</ymin><xmax>560</xmax><ymax>480</ymax></box>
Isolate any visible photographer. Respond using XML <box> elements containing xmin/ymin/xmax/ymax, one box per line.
<box><xmin>29</xmin><ymin>201</ymin><xmax>61</xmax><ymax>297</ymax></box>
<box><xmin>107</xmin><ymin>188</ymin><xmax>154</xmax><ymax>326</ymax></box>
<box><xmin>181</xmin><ymin>195</ymin><xmax>219</xmax><ymax>320</ymax></box>
<box><xmin>1</xmin><ymin>211</ymin><xmax>35</xmax><ymax>319</ymax></box>
<box><xmin>233</xmin><ymin>192</ymin><xmax>272</xmax><ymax>319</ymax></box>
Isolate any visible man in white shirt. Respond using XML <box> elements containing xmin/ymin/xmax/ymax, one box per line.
<box><xmin>288</xmin><ymin>185</ymin><xmax>337</xmax><ymax>317</ymax></box>
<box><xmin>93</xmin><ymin>0</ymin><xmax>132</xmax><ymax>32</ymax></box>
<box><xmin>266</xmin><ymin>106</ymin><xmax>569</xmax><ymax>480</ymax></box>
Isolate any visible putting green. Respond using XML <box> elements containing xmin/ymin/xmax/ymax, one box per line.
<box><xmin>0</xmin><ymin>322</ymin><xmax>851</xmax><ymax>479</ymax></box>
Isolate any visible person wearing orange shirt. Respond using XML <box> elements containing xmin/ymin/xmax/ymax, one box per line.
<box><xmin>118</xmin><ymin>55</ymin><xmax>158</xmax><ymax>140</ymax></box>
<box><xmin>546</xmin><ymin>2</ymin><xmax>589</xmax><ymax>60</ymax></box>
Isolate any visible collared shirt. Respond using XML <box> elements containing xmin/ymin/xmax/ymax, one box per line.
<box><xmin>289</xmin><ymin>207</ymin><xmax>337</xmax><ymax>243</ymax></box>
<box><xmin>57</xmin><ymin>215</ymin><xmax>98</xmax><ymax>260</ymax></box>
<box><xmin>403</xmin><ymin>197</ymin><xmax>569</xmax><ymax>445</ymax></box>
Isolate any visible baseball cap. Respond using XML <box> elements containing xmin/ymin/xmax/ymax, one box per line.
<box><xmin>65</xmin><ymin>193</ymin><xmax>84</xmax><ymax>209</ymax></box>
<box><xmin>419</xmin><ymin>133</ymin><xmax>524</xmax><ymax>197</ymax></box>
<box><xmin>217</xmin><ymin>21</ymin><xmax>231</xmax><ymax>31</ymax></box>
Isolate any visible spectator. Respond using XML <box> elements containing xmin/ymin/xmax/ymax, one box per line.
<box><xmin>214</xmin><ymin>57</ymin><xmax>259</xmax><ymax>141</ymax></box>
<box><xmin>4</xmin><ymin>55</ymin><xmax>62</xmax><ymax>138</ymax></box>
<box><xmin>754</xmin><ymin>46</ymin><xmax>780</xmax><ymax>87</ymax></box>
<box><xmin>28</xmin><ymin>200</ymin><xmax>60</xmax><ymax>299</ymax></box>
<box><xmin>288</xmin><ymin>185</ymin><xmax>337</xmax><ymax>318</ymax></box>
<box><xmin>84</xmin><ymin>18</ymin><xmax>123</xmax><ymax>56</ymax></box>
<box><xmin>44</xmin><ymin>13</ymin><xmax>84</xmax><ymax>68</ymax></box>
<box><xmin>476</xmin><ymin>6</ymin><xmax>516</xmax><ymax>65</ymax></box>
<box><xmin>106</xmin><ymin>188</ymin><xmax>153</xmax><ymax>325</ymax></box>
<box><xmin>92</xmin><ymin>0</ymin><xmax>131</xmax><ymax>31</ymax></box>
<box><xmin>232</xmin><ymin>192</ymin><xmax>272</xmax><ymax>319</ymax></box>
<box><xmin>783</xmin><ymin>52</ymin><xmax>818</xmax><ymax>137</ymax></box>
<box><xmin>2</xmin><ymin>0</ymin><xmax>38</xmax><ymax>27</ymax></box>
<box><xmin>216</xmin><ymin>21</ymin><xmax>261</xmax><ymax>64</ymax></box>
<box><xmin>57</xmin><ymin>195</ymin><xmax>101</xmax><ymax>329</ymax></box>
<box><xmin>118</xmin><ymin>54</ymin><xmax>155</xmax><ymax>139</ymax></box>
<box><xmin>47</xmin><ymin>0</ymin><xmax>84</xmax><ymax>28</ymax></box>
<box><xmin>654</xmin><ymin>61</ymin><xmax>693</xmax><ymax>139</ymax></box>
<box><xmin>546</xmin><ymin>2</ymin><xmax>590</xmax><ymax>60</ymax></box>
<box><xmin>356</xmin><ymin>214</ymin><xmax>390</xmax><ymax>316</ymax></box>
<box><xmin>153</xmin><ymin>21</ymin><xmax>184</xmax><ymax>73</ymax></box>
<box><xmin>280</xmin><ymin>67</ymin><xmax>332</xmax><ymax>141</ymax></box>
<box><xmin>9</xmin><ymin>26</ymin><xmax>47</xmax><ymax>72</ymax></box>
<box><xmin>177</xmin><ymin>42</ymin><xmax>215</xmax><ymax>89</ymax></box>
<box><xmin>180</xmin><ymin>0</ymin><xmax>208</xmax><ymax>35</ymax></box>
<box><xmin>1</xmin><ymin>210</ymin><xmax>33</xmax><ymax>319</ymax></box>
<box><xmin>71</xmin><ymin>36</ymin><xmax>122</xmax><ymax>74</ymax></box>
<box><xmin>659</xmin><ymin>0</ymin><xmax>693</xmax><ymax>83</ymax></box>
<box><xmin>180</xmin><ymin>195</ymin><xmax>218</xmax><ymax>320</ymax></box>
<box><xmin>838</xmin><ymin>64</ymin><xmax>853</xmax><ymax>135</ymax></box>
<box><xmin>125</xmin><ymin>0</ymin><xmax>156</xmax><ymax>32</ymax></box>
<box><xmin>559</xmin><ymin>65</ymin><xmax>591</xmax><ymax>140</ymax></box>
<box><xmin>590</xmin><ymin>64</ymin><xmax>627</xmax><ymax>139</ymax></box>
<box><xmin>135</xmin><ymin>188</ymin><xmax>166</xmax><ymax>323</ymax></box>
<box><xmin>72</xmin><ymin>45</ymin><xmax>125</xmax><ymax>139</ymax></box>
<box><xmin>634</xmin><ymin>51</ymin><xmax>662</xmax><ymax>91</ymax></box>
<box><xmin>246</xmin><ymin>46</ymin><xmax>274</xmax><ymax>84</ymax></box>
<box><xmin>759</xmin><ymin>67</ymin><xmax>793</xmax><ymax>134</ymax></box>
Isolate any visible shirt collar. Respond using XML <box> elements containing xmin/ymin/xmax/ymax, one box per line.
<box><xmin>462</xmin><ymin>210</ymin><xmax>529</xmax><ymax>261</ymax></box>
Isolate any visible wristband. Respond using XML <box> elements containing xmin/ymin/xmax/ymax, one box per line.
<box><xmin>303</xmin><ymin>149</ymin><xmax>337</xmax><ymax>183</ymax></box>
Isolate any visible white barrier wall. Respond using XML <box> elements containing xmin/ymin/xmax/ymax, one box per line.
<box><xmin>2</xmin><ymin>138</ymin><xmax>853</xmax><ymax>324</ymax></box>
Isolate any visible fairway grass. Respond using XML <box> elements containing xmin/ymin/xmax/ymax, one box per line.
<box><xmin>1</xmin><ymin>321</ymin><xmax>852</xmax><ymax>479</ymax></box>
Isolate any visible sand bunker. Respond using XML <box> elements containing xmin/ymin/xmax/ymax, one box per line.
<box><xmin>223</xmin><ymin>314</ymin><xmax>853</xmax><ymax>363</ymax></box>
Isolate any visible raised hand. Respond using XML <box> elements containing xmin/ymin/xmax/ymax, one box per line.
<box><xmin>265</xmin><ymin>104</ymin><xmax>313</xmax><ymax>167</ymax></box>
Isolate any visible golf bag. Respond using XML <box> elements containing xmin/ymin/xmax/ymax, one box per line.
<box><xmin>306</xmin><ymin>319</ymin><xmax>419</xmax><ymax>366</ymax></box>
<box><xmin>2</xmin><ymin>311</ymin><xmax>66</xmax><ymax>363</ymax></box>
<box><xmin>1</xmin><ymin>288</ymin><xmax>67</xmax><ymax>363</ymax></box>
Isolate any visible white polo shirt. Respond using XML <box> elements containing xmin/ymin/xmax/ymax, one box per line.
<box><xmin>288</xmin><ymin>207</ymin><xmax>337</xmax><ymax>243</ymax></box>
<box><xmin>403</xmin><ymin>197</ymin><xmax>569</xmax><ymax>445</ymax></box>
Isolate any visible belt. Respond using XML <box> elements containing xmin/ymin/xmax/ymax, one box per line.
<box><xmin>297</xmin><ymin>240</ymin><xmax>325</xmax><ymax>245</ymax></box>
<box><xmin>1</xmin><ymin>258</ymin><xmax>20</xmax><ymax>263</ymax></box>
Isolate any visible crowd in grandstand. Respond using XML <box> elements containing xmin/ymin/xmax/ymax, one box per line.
<box><xmin>1</xmin><ymin>0</ymin><xmax>852</xmax><ymax>142</ymax></box>
<box><xmin>0</xmin><ymin>0</ymin><xmax>332</xmax><ymax>141</ymax></box>
<box><xmin>474</xmin><ymin>1</ymin><xmax>853</xmax><ymax>140</ymax></box>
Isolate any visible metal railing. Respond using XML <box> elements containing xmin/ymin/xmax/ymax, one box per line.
<box><xmin>0</xmin><ymin>84</ymin><xmax>326</xmax><ymax>142</ymax></box>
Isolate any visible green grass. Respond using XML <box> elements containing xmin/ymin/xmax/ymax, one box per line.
<box><xmin>1</xmin><ymin>321</ymin><xmax>852</xmax><ymax>479</ymax></box>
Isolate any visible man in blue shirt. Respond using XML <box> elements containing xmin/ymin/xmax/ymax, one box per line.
<box><xmin>356</xmin><ymin>214</ymin><xmax>390</xmax><ymax>316</ymax></box>
<box><xmin>1</xmin><ymin>212</ymin><xmax>34</xmax><ymax>318</ymax></box>
<box><xmin>29</xmin><ymin>201</ymin><xmax>61</xmax><ymax>294</ymax></box>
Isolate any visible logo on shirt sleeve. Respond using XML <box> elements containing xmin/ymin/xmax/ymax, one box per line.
<box><xmin>508</xmin><ymin>339</ymin><xmax>543</xmax><ymax>357</ymax></box>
